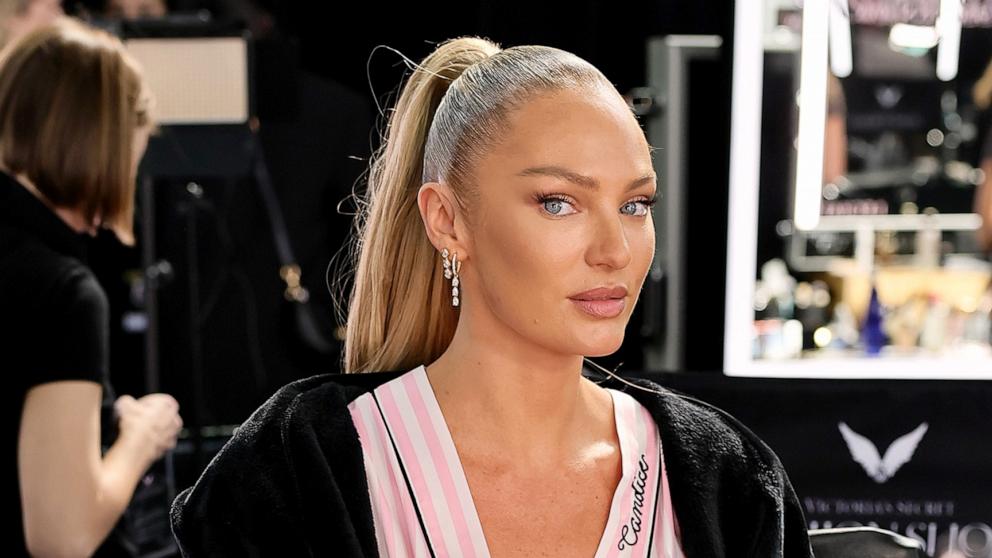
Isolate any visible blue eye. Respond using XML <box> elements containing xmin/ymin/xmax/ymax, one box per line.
<box><xmin>539</xmin><ymin>195</ymin><xmax>577</xmax><ymax>216</ymax></box>
<box><xmin>621</xmin><ymin>201</ymin><xmax>647</xmax><ymax>216</ymax></box>
<box><xmin>621</xmin><ymin>196</ymin><xmax>659</xmax><ymax>217</ymax></box>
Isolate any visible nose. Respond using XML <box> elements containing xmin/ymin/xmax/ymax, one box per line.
<box><xmin>586</xmin><ymin>212</ymin><xmax>632</xmax><ymax>270</ymax></box>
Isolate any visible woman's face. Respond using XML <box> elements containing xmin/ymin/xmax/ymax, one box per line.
<box><xmin>464</xmin><ymin>85</ymin><xmax>656</xmax><ymax>358</ymax></box>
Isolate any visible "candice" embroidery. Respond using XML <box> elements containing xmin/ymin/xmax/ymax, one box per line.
<box><xmin>617</xmin><ymin>454</ymin><xmax>650</xmax><ymax>550</ymax></box>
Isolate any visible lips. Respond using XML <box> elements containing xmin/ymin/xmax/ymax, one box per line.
<box><xmin>570</xmin><ymin>298</ymin><xmax>625</xmax><ymax>318</ymax></box>
<box><xmin>568</xmin><ymin>286</ymin><xmax>628</xmax><ymax>318</ymax></box>
<box><xmin>569</xmin><ymin>286</ymin><xmax>628</xmax><ymax>301</ymax></box>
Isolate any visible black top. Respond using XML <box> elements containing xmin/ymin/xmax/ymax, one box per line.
<box><xmin>0</xmin><ymin>171</ymin><xmax>110</xmax><ymax>556</ymax></box>
<box><xmin>171</xmin><ymin>371</ymin><xmax>814</xmax><ymax>557</ymax></box>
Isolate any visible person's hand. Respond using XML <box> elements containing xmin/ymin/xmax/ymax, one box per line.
<box><xmin>114</xmin><ymin>393</ymin><xmax>182</xmax><ymax>465</ymax></box>
<box><xmin>106</xmin><ymin>0</ymin><xmax>167</xmax><ymax>20</ymax></box>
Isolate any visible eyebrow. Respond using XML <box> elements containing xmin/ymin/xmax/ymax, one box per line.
<box><xmin>516</xmin><ymin>165</ymin><xmax>656</xmax><ymax>191</ymax></box>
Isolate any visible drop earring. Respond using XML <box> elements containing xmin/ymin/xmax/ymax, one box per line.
<box><xmin>441</xmin><ymin>248</ymin><xmax>461</xmax><ymax>307</ymax></box>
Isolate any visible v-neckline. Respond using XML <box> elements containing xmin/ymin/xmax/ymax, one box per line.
<box><xmin>413</xmin><ymin>365</ymin><xmax>635</xmax><ymax>558</ymax></box>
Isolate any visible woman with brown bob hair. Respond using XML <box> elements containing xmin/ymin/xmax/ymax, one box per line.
<box><xmin>172</xmin><ymin>37</ymin><xmax>812</xmax><ymax>557</ymax></box>
<box><xmin>0</xmin><ymin>18</ymin><xmax>182</xmax><ymax>556</ymax></box>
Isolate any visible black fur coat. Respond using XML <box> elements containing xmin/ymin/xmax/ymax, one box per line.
<box><xmin>171</xmin><ymin>372</ymin><xmax>813</xmax><ymax>557</ymax></box>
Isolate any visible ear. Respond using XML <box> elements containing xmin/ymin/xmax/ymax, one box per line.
<box><xmin>417</xmin><ymin>181</ymin><xmax>470</xmax><ymax>260</ymax></box>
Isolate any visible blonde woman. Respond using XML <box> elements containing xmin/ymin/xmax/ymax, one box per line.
<box><xmin>0</xmin><ymin>19</ymin><xmax>182</xmax><ymax>556</ymax></box>
<box><xmin>172</xmin><ymin>37</ymin><xmax>812</xmax><ymax>557</ymax></box>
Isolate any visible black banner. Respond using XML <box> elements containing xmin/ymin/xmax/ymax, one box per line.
<box><xmin>638</xmin><ymin>372</ymin><xmax>992</xmax><ymax>557</ymax></box>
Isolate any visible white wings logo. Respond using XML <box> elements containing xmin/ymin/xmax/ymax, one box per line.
<box><xmin>837</xmin><ymin>422</ymin><xmax>929</xmax><ymax>483</ymax></box>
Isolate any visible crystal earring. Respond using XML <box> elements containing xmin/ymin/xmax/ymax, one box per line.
<box><xmin>441</xmin><ymin>248</ymin><xmax>461</xmax><ymax>307</ymax></box>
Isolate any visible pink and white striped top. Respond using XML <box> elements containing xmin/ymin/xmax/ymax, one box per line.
<box><xmin>347</xmin><ymin>365</ymin><xmax>685</xmax><ymax>558</ymax></box>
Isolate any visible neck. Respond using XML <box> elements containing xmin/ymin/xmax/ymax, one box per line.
<box><xmin>426</xmin><ymin>300</ymin><xmax>610</xmax><ymax>465</ymax></box>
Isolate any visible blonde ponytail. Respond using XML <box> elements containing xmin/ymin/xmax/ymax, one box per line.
<box><xmin>341</xmin><ymin>37</ymin><xmax>609</xmax><ymax>373</ymax></box>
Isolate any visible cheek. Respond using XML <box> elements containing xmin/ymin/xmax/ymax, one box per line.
<box><xmin>478</xmin><ymin>215</ymin><xmax>563</xmax><ymax>287</ymax></box>
<box><xmin>473</xmin><ymin>210</ymin><xmax>584</xmax><ymax>314</ymax></box>
<box><xmin>635</xmin><ymin>217</ymin><xmax>656</xmax><ymax>265</ymax></box>
<box><xmin>628</xmin><ymin>217</ymin><xmax>656</xmax><ymax>292</ymax></box>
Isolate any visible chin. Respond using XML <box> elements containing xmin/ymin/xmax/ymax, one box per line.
<box><xmin>583</xmin><ymin>345</ymin><xmax>623</xmax><ymax>358</ymax></box>
<box><xmin>576</xmin><ymin>330</ymin><xmax>626</xmax><ymax>357</ymax></box>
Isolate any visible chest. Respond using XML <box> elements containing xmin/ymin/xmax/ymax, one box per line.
<box><xmin>349</xmin><ymin>372</ymin><xmax>681</xmax><ymax>558</ymax></box>
<box><xmin>461</xmin><ymin>455</ymin><xmax>621</xmax><ymax>558</ymax></box>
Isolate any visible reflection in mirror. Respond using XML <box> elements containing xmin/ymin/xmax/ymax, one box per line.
<box><xmin>748</xmin><ymin>0</ymin><xmax>992</xmax><ymax>365</ymax></box>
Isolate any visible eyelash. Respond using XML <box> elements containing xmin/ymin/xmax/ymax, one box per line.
<box><xmin>534</xmin><ymin>193</ymin><xmax>659</xmax><ymax>217</ymax></box>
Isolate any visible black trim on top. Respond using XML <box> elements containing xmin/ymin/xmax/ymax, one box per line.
<box><xmin>645</xmin><ymin>446</ymin><xmax>665</xmax><ymax>556</ymax></box>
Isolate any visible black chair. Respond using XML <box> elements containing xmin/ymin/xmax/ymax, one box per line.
<box><xmin>809</xmin><ymin>527</ymin><xmax>928</xmax><ymax>558</ymax></box>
